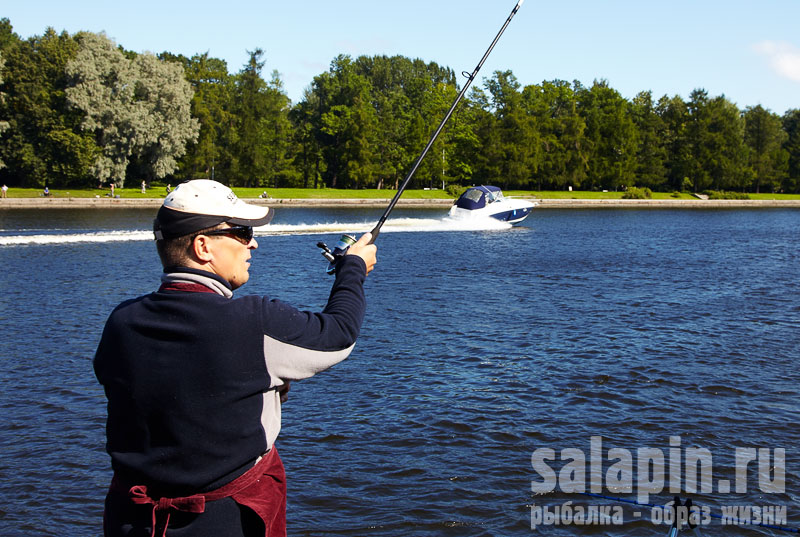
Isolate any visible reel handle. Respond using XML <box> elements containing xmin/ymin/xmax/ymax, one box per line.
<box><xmin>317</xmin><ymin>234</ymin><xmax>357</xmax><ymax>275</ymax></box>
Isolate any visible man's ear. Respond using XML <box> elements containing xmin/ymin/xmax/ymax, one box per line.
<box><xmin>191</xmin><ymin>235</ymin><xmax>215</xmax><ymax>263</ymax></box>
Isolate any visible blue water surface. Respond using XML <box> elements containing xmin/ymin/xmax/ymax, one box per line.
<box><xmin>0</xmin><ymin>207</ymin><xmax>797</xmax><ymax>536</ymax></box>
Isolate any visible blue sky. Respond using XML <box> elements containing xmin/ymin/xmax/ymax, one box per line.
<box><xmin>4</xmin><ymin>1</ymin><xmax>799</xmax><ymax>115</ymax></box>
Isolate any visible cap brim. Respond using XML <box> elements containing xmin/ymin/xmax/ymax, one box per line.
<box><xmin>154</xmin><ymin>206</ymin><xmax>274</xmax><ymax>240</ymax></box>
<box><xmin>227</xmin><ymin>206</ymin><xmax>274</xmax><ymax>227</ymax></box>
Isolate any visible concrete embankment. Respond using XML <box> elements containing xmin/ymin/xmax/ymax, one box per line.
<box><xmin>533</xmin><ymin>198</ymin><xmax>800</xmax><ymax>208</ymax></box>
<box><xmin>2</xmin><ymin>197</ymin><xmax>800</xmax><ymax>209</ymax></box>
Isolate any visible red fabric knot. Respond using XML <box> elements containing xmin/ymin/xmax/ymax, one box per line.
<box><xmin>109</xmin><ymin>448</ymin><xmax>285</xmax><ymax>537</ymax></box>
<box><xmin>128</xmin><ymin>485</ymin><xmax>206</xmax><ymax>537</ymax></box>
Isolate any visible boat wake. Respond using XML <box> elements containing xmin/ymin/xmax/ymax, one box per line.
<box><xmin>264</xmin><ymin>215</ymin><xmax>511</xmax><ymax>236</ymax></box>
<box><xmin>0</xmin><ymin>230</ymin><xmax>153</xmax><ymax>246</ymax></box>
<box><xmin>0</xmin><ymin>216</ymin><xmax>513</xmax><ymax>246</ymax></box>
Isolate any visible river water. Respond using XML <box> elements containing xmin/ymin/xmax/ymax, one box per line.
<box><xmin>0</xmin><ymin>206</ymin><xmax>797</xmax><ymax>536</ymax></box>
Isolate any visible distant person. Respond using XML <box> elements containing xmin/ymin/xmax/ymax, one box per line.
<box><xmin>110</xmin><ymin>183</ymin><xmax>115</xmax><ymax>197</ymax></box>
<box><xmin>43</xmin><ymin>186</ymin><xmax>50</xmax><ymax>197</ymax></box>
<box><xmin>166</xmin><ymin>184</ymin><xmax>172</xmax><ymax>194</ymax></box>
<box><xmin>259</xmin><ymin>191</ymin><xmax>270</xmax><ymax>199</ymax></box>
<box><xmin>1</xmin><ymin>184</ymin><xmax>7</xmax><ymax>198</ymax></box>
<box><xmin>93</xmin><ymin>179</ymin><xmax>377</xmax><ymax>537</ymax></box>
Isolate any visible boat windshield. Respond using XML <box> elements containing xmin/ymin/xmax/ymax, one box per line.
<box><xmin>486</xmin><ymin>191</ymin><xmax>504</xmax><ymax>203</ymax></box>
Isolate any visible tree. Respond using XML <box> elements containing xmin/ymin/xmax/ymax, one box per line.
<box><xmin>352</xmin><ymin>55</ymin><xmax>417</xmax><ymax>189</ymax></box>
<box><xmin>468</xmin><ymin>86</ymin><xmax>502</xmax><ymax>186</ymax></box>
<box><xmin>310</xmin><ymin>55</ymin><xmax>377</xmax><ymax>189</ymax></box>
<box><xmin>299</xmin><ymin>54</ymin><xmax>468</xmax><ymax>190</ymax></box>
<box><xmin>289</xmin><ymin>90</ymin><xmax>324</xmax><ymax>188</ymax></box>
<box><xmin>657</xmin><ymin>94</ymin><xmax>691</xmax><ymax>191</ymax></box>
<box><xmin>630</xmin><ymin>91</ymin><xmax>668</xmax><ymax>190</ymax></box>
<box><xmin>0</xmin><ymin>18</ymin><xmax>16</xmax><ymax>50</ymax></box>
<box><xmin>0</xmin><ymin>21</ymin><xmax>16</xmax><ymax>172</ymax></box>
<box><xmin>577</xmin><ymin>80</ymin><xmax>638</xmax><ymax>191</ymax></box>
<box><xmin>0</xmin><ymin>28</ymin><xmax>97</xmax><ymax>187</ymax></box>
<box><xmin>130</xmin><ymin>53</ymin><xmax>201</xmax><ymax>183</ymax></box>
<box><xmin>65</xmin><ymin>32</ymin><xmax>198</xmax><ymax>187</ymax></box>
<box><xmin>483</xmin><ymin>70</ymin><xmax>540</xmax><ymax>189</ymax></box>
<box><xmin>743</xmin><ymin>105</ymin><xmax>788</xmax><ymax>193</ymax></box>
<box><xmin>783</xmin><ymin>109</ymin><xmax>800</xmax><ymax>193</ymax></box>
<box><xmin>3</xmin><ymin>23</ymin><xmax>799</xmax><ymax>196</ymax></box>
<box><xmin>441</xmin><ymin>89</ymin><xmax>480</xmax><ymax>187</ymax></box>
<box><xmin>706</xmin><ymin>95</ymin><xmax>749</xmax><ymax>191</ymax></box>
<box><xmin>262</xmin><ymin>70</ymin><xmax>299</xmax><ymax>187</ymax></box>
<box><xmin>228</xmin><ymin>50</ymin><xmax>294</xmax><ymax>187</ymax></box>
<box><xmin>409</xmin><ymin>75</ymin><xmax>462</xmax><ymax>190</ymax></box>
<box><xmin>168</xmin><ymin>52</ymin><xmax>234</xmax><ymax>183</ymax></box>
<box><xmin>0</xmin><ymin>51</ymin><xmax>9</xmax><ymax>170</ymax></box>
<box><xmin>521</xmin><ymin>80</ymin><xmax>587</xmax><ymax>190</ymax></box>
<box><xmin>683</xmin><ymin>89</ymin><xmax>748</xmax><ymax>192</ymax></box>
<box><xmin>369</xmin><ymin>84</ymin><xmax>411</xmax><ymax>189</ymax></box>
<box><xmin>353</xmin><ymin>55</ymin><xmax>458</xmax><ymax>189</ymax></box>
<box><xmin>684</xmin><ymin>89</ymin><xmax>714</xmax><ymax>191</ymax></box>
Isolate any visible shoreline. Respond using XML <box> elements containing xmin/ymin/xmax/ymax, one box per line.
<box><xmin>2</xmin><ymin>197</ymin><xmax>800</xmax><ymax>209</ymax></box>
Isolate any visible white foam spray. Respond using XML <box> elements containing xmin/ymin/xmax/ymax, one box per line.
<box><xmin>0</xmin><ymin>215</ymin><xmax>512</xmax><ymax>246</ymax></box>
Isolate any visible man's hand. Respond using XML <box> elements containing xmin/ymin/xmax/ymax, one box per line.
<box><xmin>346</xmin><ymin>232</ymin><xmax>377</xmax><ymax>274</ymax></box>
<box><xmin>278</xmin><ymin>381</ymin><xmax>291</xmax><ymax>403</ymax></box>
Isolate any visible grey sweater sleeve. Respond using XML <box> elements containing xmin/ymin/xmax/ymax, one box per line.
<box><xmin>261</xmin><ymin>255</ymin><xmax>367</xmax><ymax>384</ymax></box>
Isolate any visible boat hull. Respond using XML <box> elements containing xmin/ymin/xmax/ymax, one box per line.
<box><xmin>487</xmin><ymin>205</ymin><xmax>534</xmax><ymax>224</ymax></box>
<box><xmin>448</xmin><ymin>199</ymin><xmax>536</xmax><ymax>225</ymax></box>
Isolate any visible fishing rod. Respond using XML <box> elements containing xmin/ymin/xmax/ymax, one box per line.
<box><xmin>318</xmin><ymin>0</ymin><xmax>525</xmax><ymax>274</ymax></box>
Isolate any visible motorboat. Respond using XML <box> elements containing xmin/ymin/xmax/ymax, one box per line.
<box><xmin>448</xmin><ymin>185</ymin><xmax>536</xmax><ymax>225</ymax></box>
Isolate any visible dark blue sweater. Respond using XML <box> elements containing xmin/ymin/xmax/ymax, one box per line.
<box><xmin>94</xmin><ymin>256</ymin><xmax>366</xmax><ymax>495</ymax></box>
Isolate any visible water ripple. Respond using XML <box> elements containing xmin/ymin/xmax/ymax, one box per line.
<box><xmin>1</xmin><ymin>208</ymin><xmax>798</xmax><ymax>536</ymax></box>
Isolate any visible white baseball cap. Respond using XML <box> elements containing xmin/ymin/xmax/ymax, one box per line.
<box><xmin>153</xmin><ymin>180</ymin><xmax>273</xmax><ymax>240</ymax></box>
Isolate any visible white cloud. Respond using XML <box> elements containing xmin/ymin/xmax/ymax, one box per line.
<box><xmin>754</xmin><ymin>41</ymin><xmax>800</xmax><ymax>83</ymax></box>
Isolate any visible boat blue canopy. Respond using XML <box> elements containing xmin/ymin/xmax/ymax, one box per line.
<box><xmin>454</xmin><ymin>186</ymin><xmax>503</xmax><ymax>210</ymax></box>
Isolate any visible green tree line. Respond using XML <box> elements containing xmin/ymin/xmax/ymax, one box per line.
<box><xmin>1</xmin><ymin>19</ymin><xmax>799</xmax><ymax>193</ymax></box>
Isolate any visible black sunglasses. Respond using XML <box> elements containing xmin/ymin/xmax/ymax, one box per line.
<box><xmin>199</xmin><ymin>225</ymin><xmax>254</xmax><ymax>244</ymax></box>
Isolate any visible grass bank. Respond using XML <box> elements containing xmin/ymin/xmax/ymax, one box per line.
<box><xmin>2</xmin><ymin>186</ymin><xmax>454</xmax><ymax>200</ymax></box>
<box><xmin>2</xmin><ymin>186</ymin><xmax>799</xmax><ymax>201</ymax></box>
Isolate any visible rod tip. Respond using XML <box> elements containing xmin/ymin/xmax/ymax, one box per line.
<box><xmin>517</xmin><ymin>0</ymin><xmax>525</xmax><ymax>6</ymax></box>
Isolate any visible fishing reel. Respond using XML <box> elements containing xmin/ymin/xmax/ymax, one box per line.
<box><xmin>317</xmin><ymin>234</ymin><xmax>356</xmax><ymax>275</ymax></box>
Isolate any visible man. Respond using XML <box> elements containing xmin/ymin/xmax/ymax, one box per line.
<box><xmin>94</xmin><ymin>179</ymin><xmax>377</xmax><ymax>536</ymax></box>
